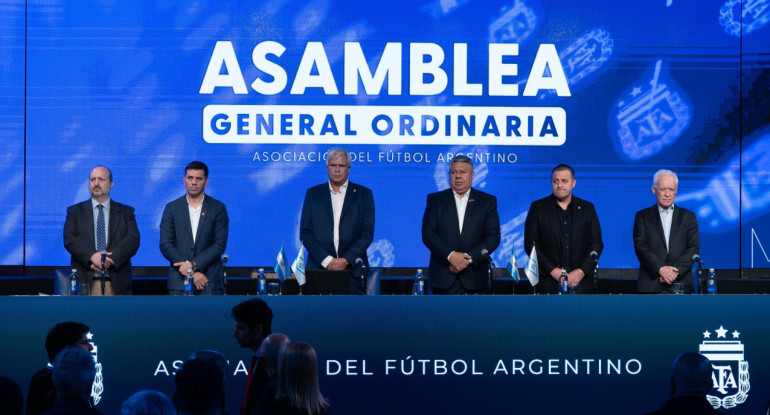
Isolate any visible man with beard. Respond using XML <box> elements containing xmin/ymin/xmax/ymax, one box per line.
<box><xmin>524</xmin><ymin>164</ymin><xmax>603</xmax><ymax>294</ymax></box>
<box><xmin>64</xmin><ymin>166</ymin><xmax>140</xmax><ymax>295</ymax></box>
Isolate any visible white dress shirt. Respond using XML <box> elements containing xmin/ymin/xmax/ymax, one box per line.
<box><xmin>658</xmin><ymin>203</ymin><xmax>674</xmax><ymax>253</ymax></box>
<box><xmin>322</xmin><ymin>180</ymin><xmax>348</xmax><ymax>268</ymax></box>
<box><xmin>188</xmin><ymin>195</ymin><xmax>204</xmax><ymax>244</ymax></box>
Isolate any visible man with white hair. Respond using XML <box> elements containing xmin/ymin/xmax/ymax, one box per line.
<box><xmin>300</xmin><ymin>148</ymin><xmax>375</xmax><ymax>291</ymax></box>
<box><xmin>643</xmin><ymin>352</ymin><xmax>725</xmax><ymax>414</ymax></box>
<box><xmin>43</xmin><ymin>348</ymin><xmax>102</xmax><ymax>415</ymax></box>
<box><xmin>634</xmin><ymin>169</ymin><xmax>700</xmax><ymax>293</ymax></box>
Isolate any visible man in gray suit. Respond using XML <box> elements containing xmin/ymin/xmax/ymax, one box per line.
<box><xmin>634</xmin><ymin>169</ymin><xmax>700</xmax><ymax>293</ymax></box>
<box><xmin>160</xmin><ymin>161</ymin><xmax>229</xmax><ymax>295</ymax></box>
<box><xmin>64</xmin><ymin>166</ymin><xmax>140</xmax><ymax>295</ymax></box>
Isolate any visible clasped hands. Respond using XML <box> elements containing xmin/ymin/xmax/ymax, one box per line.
<box><xmin>89</xmin><ymin>251</ymin><xmax>114</xmax><ymax>272</ymax></box>
<box><xmin>659</xmin><ymin>265</ymin><xmax>679</xmax><ymax>285</ymax></box>
<box><xmin>173</xmin><ymin>261</ymin><xmax>209</xmax><ymax>290</ymax></box>
<box><xmin>448</xmin><ymin>251</ymin><xmax>471</xmax><ymax>274</ymax></box>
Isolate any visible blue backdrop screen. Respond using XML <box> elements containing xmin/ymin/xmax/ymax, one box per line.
<box><xmin>4</xmin><ymin>0</ymin><xmax>770</xmax><ymax>268</ymax></box>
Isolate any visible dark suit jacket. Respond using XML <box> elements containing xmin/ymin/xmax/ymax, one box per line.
<box><xmin>634</xmin><ymin>204</ymin><xmax>699</xmax><ymax>293</ymax></box>
<box><xmin>299</xmin><ymin>181</ymin><xmax>375</xmax><ymax>278</ymax></box>
<box><xmin>244</xmin><ymin>357</ymin><xmax>270</xmax><ymax>415</ymax></box>
<box><xmin>63</xmin><ymin>199</ymin><xmax>140</xmax><ymax>295</ymax></box>
<box><xmin>159</xmin><ymin>194</ymin><xmax>228</xmax><ymax>291</ymax></box>
<box><xmin>524</xmin><ymin>195</ymin><xmax>603</xmax><ymax>294</ymax></box>
<box><xmin>250</xmin><ymin>373</ymin><xmax>277</xmax><ymax>415</ymax></box>
<box><xmin>421</xmin><ymin>188</ymin><xmax>501</xmax><ymax>291</ymax></box>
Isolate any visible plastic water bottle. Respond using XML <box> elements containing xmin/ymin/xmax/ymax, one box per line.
<box><xmin>414</xmin><ymin>269</ymin><xmax>425</xmax><ymax>295</ymax></box>
<box><xmin>69</xmin><ymin>269</ymin><xmax>79</xmax><ymax>296</ymax></box>
<box><xmin>707</xmin><ymin>268</ymin><xmax>717</xmax><ymax>294</ymax></box>
<box><xmin>184</xmin><ymin>269</ymin><xmax>194</xmax><ymax>296</ymax></box>
<box><xmin>558</xmin><ymin>269</ymin><xmax>569</xmax><ymax>295</ymax></box>
<box><xmin>257</xmin><ymin>268</ymin><xmax>267</xmax><ymax>295</ymax></box>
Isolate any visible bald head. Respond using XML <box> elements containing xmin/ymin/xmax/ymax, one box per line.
<box><xmin>670</xmin><ymin>352</ymin><xmax>714</xmax><ymax>397</ymax></box>
<box><xmin>260</xmin><ymin>333</ymin><xmax>291</xmax><ymax>376</ymax></box>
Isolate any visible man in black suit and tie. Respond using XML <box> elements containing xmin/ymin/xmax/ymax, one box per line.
<box><xmin>422</xmin><ymin>155</ymin><xmax>501</xmax><ymax>294</ymax></box>
<box><xmin>231</xmin><ymin>298</ymin><xmax>274</xmax><ymax>415</ymax></box>
<box><xmin>300</xmin><ymin>148</ymin><xmax>375</xmax><ymax>291</ymax></box>
<box><xmin>634</xmin><ymin>169</ymin><xmax>699</xmax><ymax>293</ymax></box>
<box><xmin>160</xmin><ymin>161</ymin><xmax>229</xmax><ymax>295</ymax></box>
<box><xmin>63</xmin><ymin>166</ymin><xmax>140</xmax><ymax>295</ymax></box>
<box><xmin>524</xmin><ymin>164</ymin><xmax>603</xmax><ymax>294</ymax></box>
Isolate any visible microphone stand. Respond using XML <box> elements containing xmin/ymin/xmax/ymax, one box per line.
<box><xmin>360</xmin><ymin>265</ymin><xmax>368</xmax><ymax>295</ymax></box>
<box><xmin>100</xmin><ymin>253</ymin><xmax>107</xmax><ymax>296</ymax></box>
<box><xmin>696</xmin><ymin>263</ymin><xmax>704</xmax><ymax>294</ymax></box>
<box><xmin>593</xmin><ymin>259</ymin><xmax>599</xmax><ymax>293</ymax></box>
<box><xmin>487</xmin><ymin>257</ymin><xmax>495</xmax><ymax>294</ymax></box>
<box><xmin>222</xmin><ymin>259</ymin><xmax>228</xmax><ymax>295</ymax></box>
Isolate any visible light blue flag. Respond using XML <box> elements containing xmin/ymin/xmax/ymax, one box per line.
<box><xmin>274</xmin><ymin>244</ymin><xmax>290</xmax><ymax>282</ymax></box>
<box><xmin>291</xmin><ymin>245</ymin><xmax>307</xmax><ymax>286</ymax></box>
<box><xmin>506</xmin><ymin>246</ymin><xmax>520</xmax><ymax>284</ymax></box>
<box><xmin>525</xmin><ymin>244</ymin><xmax>539</xmax><ymax>286</ymax></box>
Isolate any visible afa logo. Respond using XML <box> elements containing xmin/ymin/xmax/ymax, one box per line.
<box><xmin>719</xmin><ymin>0</ymin><xmax>770</xmax><ymax>37</ymax></box>
<box><xmin>698</xmin><ymin>325</ymin><xmax>749</xmax><ymax>409</ymax></box>
<box><xmin>610</xmin><ymin>59</ymin><xmax>691</xmax><ymax>161</ymax></box>
<box><xmin>87</xmin><ymin>331</ymin><xmax>104</xmax><ymax>405</ymax></box>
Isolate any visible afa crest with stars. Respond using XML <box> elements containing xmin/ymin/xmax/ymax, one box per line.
<box><xmin>698</xmin><ymin>325</ymin><xmax>749</xmax><ymax>409</ymax></box>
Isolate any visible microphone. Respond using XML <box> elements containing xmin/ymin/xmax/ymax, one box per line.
<box><xmin>355</xmin><ymin>258</ymin><xmax>367</xmax><ymax>295</ymax></box>
<box><xmin>222</xmin><ymin>254</ymin><xmax>229</xmax><ymax>295</ymax></box>
<box><xmin>100</xmin><ymin>250</ymin><xmax>108</xmax><ymax>295</ymax></box>
<box><xmin>481</xmin><ymin>249</ymin><xmax>495</xmax><ymax>292</ymax></box>
<box><xmin>590</xmin><ymin>251</ymin><xmax>599</xmax><ymax>292</ymax></box>
<box><xmin>481</xmin><ymin>249</ymin><xmax>495</xmax><ymax>266</ymax></box>
<box><xmin>100</xmin><ymin>250</ymin><xmax>108</xmax><ymax>275</ymax></box>
<box><xmin>692</xmin><ymin>254</ymin><xmax>705</xmax><ymax>267</ymax></box>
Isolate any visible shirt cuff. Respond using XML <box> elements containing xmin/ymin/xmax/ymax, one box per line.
<box><xmin>447</xmin><ymin>251</ymin><xmax>455</xmax><ymax>262</ymax></box>
<box><xmin>321</xmin><ymin>256</ymin><xmax>334</xmax><ymax>268</ymax></box>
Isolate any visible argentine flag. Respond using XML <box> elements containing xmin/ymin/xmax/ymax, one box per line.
<box><xmin>525</xmin><ymin>244</ymin><xmax>539</xmax><ymax>286</ymax></box>
<box><xmin>506</xmin><ymin>246</ymin><xmax>520</xmax><ymax>284</ymax></box>
<box><xmin>274</xmin><ymin>244</ymin><xmax>290</xmax><ymax>282</ymax></box>
<box><xmin>291</xmin><ymin>246</ymin><xmax>307</xmax><ymax>286</ymax></box>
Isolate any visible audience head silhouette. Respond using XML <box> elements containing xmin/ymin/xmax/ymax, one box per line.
<box><xmin>670</xmin><ymin>352</ymin><xmax>714</xmax><ymax>397</ymax></box>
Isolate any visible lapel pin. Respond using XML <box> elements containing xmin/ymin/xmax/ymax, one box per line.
<box><xmin>202</xmin><ymin>212</ymin><xmax>205</xmax><ymax>216</ymax></box>
<box><xmin>353</xmin><ymin>188</ymin><xmax>357</xmax><ymax>192</ymax></box>
<box><xmin>469</xmin><ymin>199</ymin><xmax>475</xmax><ymax>203</ymax></box>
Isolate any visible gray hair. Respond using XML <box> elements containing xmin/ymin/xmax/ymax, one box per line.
<box><xmin>121</xmin><ymin>390</ymin><xmax>177</xmax><ymax>415</ymax></box>
<box><xmin>52</xmin><ymin>348</ymin><xmax>95</xmax><ymax>400</ymax></box>
<box><xmin>653</xmin><ymin>169</ymin><xmax>678</xmax><ymax>189</ymax></box>
<box><xmin>450</xmin><ymin>154</ymin><xmax>473</xmax><ymax>169</ymax></box>
<box><xmin>326</xmin><ymin>148</ymin><xmax>351</xmax><ymax>167</ymax></box>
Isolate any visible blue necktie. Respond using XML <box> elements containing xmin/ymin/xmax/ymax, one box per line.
<box><xmin>96</xmin><ymin>204</ymin><xmax>106</xmax><ymax>252</ymax></box>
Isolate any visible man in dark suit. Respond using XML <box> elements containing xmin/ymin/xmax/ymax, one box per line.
<box><xmin>634</xmin><ymin>169</ymin><xmax>699</xmax><ymax>293</ymax></box>
<box><xmin>300</xmin><ymin>148</ymin><xmax>375</xmax><ymax>288</ymax></box>
<box><xmin>524</xmin><ymin>164</ymin><xmax>603</xmax><ymax>294</ymax></box>
<box><xmin>231</xmin><ymin>298</ymin><xmax>274</xmax><ymax>415</ymax></box>
<box><xmin>63</xmin><ymin>166</ymin><xmax>140</xmax><ymax>295</ymax></box>
<box><xmin>422</xmin><ymin>155</ymin><xmax>500</xmax><ymax>294</ymax></box>
<box><xmin>160</xmin><ymin>161</ymin><xmax>229</xmax><ymax>295</ymax></box>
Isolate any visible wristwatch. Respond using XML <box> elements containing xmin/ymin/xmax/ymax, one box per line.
<box><xmin>191</xmin><ymin>261</ymin><xmax>200</xmax><ymax>272</ymax></box>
